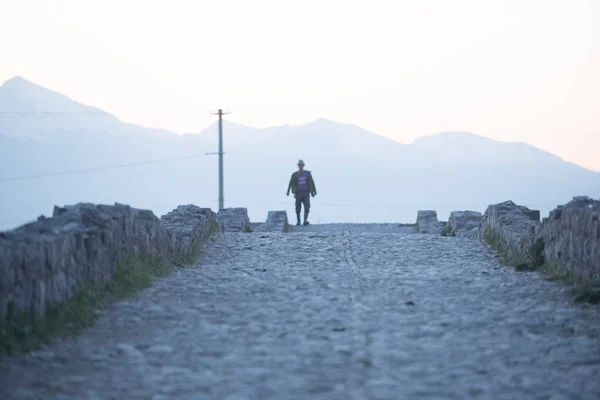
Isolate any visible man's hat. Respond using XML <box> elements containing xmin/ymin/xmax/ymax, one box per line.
<box><xmin>297</xmin><ymin>159</ymin><xmax>305</xmax><ymax>165</ymax></box>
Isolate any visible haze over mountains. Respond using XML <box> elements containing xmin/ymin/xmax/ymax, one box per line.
<box><xmin>1</xmin><ymin>76</ymin><xmax>599</xmax><ymax>230</ymax></box>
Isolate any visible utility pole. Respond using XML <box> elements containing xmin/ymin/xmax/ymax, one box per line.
<box><xmin>209</xmin><ymin>109</ymin><xmax>231</xmax><ymax>211</ymax></box>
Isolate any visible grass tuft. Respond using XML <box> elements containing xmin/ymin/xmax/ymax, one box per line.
<box><xmin>173</xmin><ymin>238</ymin><xmax>206</xmax><ymax>266</ymax></box>
<box><xmin>0</xmin><ymin>256</ymin><xmax>170</xmax><ymax>355</ymax></box>
<box><xmin>440</xmin><ymin>224</ymin><xmax>454</xmax><ymax>237</ymax></box>
<box><xmin>209</xmin><ymin>218</ymin><xmax>220</xmax><ymax>234</ymax></box>
<box><xmin>1</xmin><ymin>217</ymin><xmax>221</xmax><ymax>355</ymax></box>
<box><xmin>572</xmin><ymin>286</ymin><xmax>600</xmax><ymax>304</ymax></box>
<box><xmin>483</xmin><ymin>227</ymin><xmax>600</xmax><ymax>304</ymax></box>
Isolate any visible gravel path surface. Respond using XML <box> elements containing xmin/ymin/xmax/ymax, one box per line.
<box><xmin>2</xmin><ymin>224</ymin><xmax>599</xmax><ymax>399</ymax></box>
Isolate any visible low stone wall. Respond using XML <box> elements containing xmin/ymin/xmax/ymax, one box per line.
<box><xmin>0</xmin><ymin>203</ymin><xmax>217</xmax><ymax>320</ymax></box>
<box><xmin>537</xmin><ymin>196</ymin><xmax>600</xmax><ymax>283</ymax></box>
<box><xmin>479</xmin><ymin>200</ymin><xmax>541</xmax><ymax>264</ymax></box>
<box><xmin>217</xmin><ymin>208</ymin><xmax>251</xmax><ymax>232</ymax></box>
<box><xmin>162</xmin><ymin>205</ymin><xmax>219</xmax><ymax>258</ymax></box>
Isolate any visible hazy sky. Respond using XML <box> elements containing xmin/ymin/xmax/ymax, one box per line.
<box><xmin>1</xmin><ymin>0</ymin><xmax>599</xmax><ymax>170</ymax></box>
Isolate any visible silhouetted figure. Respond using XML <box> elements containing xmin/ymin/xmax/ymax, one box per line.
<box><xmin>286</xmin><ymin>159</ymin><xmax>317</xmax><ymax>225</ymax></box>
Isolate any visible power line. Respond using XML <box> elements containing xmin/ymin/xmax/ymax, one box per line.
<box><xmin>0</xmin><ymin>111</ymin><xmax>111</xmax><ymax>117</ymax></box>
<box><xmin>0</xmin><ymin>153</ymin><xmax>210</xmax><ymax>183</ymax></box>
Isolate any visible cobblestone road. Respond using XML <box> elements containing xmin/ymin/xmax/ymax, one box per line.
<box><xmin>2</xmin><ymin>224</ymin><xmax>600</xmax><ymax>399</ymax></box>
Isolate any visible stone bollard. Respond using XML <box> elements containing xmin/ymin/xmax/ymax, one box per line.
<box><xmin>415</xmin><ymin>210</ymin><xmax>443</xmax><ymax>234</ymax></box>
<box><xmin>265</xmin><ymin>211</ymin><xmax>290</xmax><ymax>232</ymax></box>
<box><xmin>446</xmin><ymin>210</ymin><xmax>483</xmax><ymax>238</ymax></box>
<box><xmin>217</xmin><ymin>207</ymin><xmax>251</xmax><ymax>232</ymax></box>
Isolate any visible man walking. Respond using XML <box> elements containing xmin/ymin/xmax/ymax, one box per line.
<box><xmin>286</xmin><ymin>159</ymin><xmax>317</xmax><ymax>225</ymax></box>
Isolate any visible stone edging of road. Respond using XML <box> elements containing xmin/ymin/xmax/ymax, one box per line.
<box><xmin>0</xmin><ymin>202</ymin><xmax>222</xmax><ymax>354</ymax></box>
<box><xmin>414</xmin><ymin>196</ymin><xmax>600</xmax><ymax>303</ymax></box>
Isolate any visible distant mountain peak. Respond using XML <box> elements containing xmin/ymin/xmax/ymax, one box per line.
<box><xmin>313</xmin><ymin>117</ymin><xmax>336</xmax><ymax>123</ymax></box>
<box><xmin>413</xmin><ymin>130</ymin><xmax>495</xmax><ymax>143</ymax></box>
<box><xmin>0</xmin><ymin>75</ymin><xmax>48</xmax><ymax>95</ymax></box>
<box><xmin>310</xmin><ymin>117</ymin><xmax>352</xmax><ymax>127</ymax></box>
<box><xmin>410</xmin><ymin>129</ymin><xmax>571</xmax><ymax>166</ymax></box>
<box><xmin>0</xmin><ymin>75</ymin><xmax>53</xmax><ymax>94</ymax></box>
<box><xmin>1</xmin><ymin>75</ymin><xmax>49</xmax><ymax>93</ymax></box>
<box><xmin>3</xmin><ymin>75</ymin><xmax>29</xmax><ymax>85</ymax></box>
<box><xmin>0</xmin><ymin>75</ymin><xmax>107</xmax><ymax>116</ymax></box>
<box><xmin>0</xmin><ymin>76</ymin><xmax>180</xmax><ymax>139</ymax></box>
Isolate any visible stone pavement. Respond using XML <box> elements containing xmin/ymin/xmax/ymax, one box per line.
<box><xmin>1</xmin><ymin>224</ymin><xmax>599</xmax><ymax>399</ymax></box>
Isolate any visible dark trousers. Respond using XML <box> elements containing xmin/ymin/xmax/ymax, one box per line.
<box><xmin>295</xmin><ymin>191</ymin><xmax>310</xmax><ymax>215</ymax></box>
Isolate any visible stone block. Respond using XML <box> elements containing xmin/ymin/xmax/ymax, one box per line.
<box><xmin>536</xmin><ymin>196</ymin><xmax>600</xmax><ymax>283</ymax></box>
<box><xmin>448</xmin><ymin>210</ymin><xmax>483</xmax><ymax>238</ymax></box>
<box><xmin>480</xmin><ymin>200</ymin><xmax>540</xmax><ymax>263</ymax></box>
<box><xmin>217</xmin><ymin>208</ymin><xmax>251</xmax><ymax>232</ymax></box>
<box><xmin>416</xmin><ymin>210</ymin><xmax>443</xmax><ymax>234</ymax></box>
<box><xmin>265</xmin><ymin>211</ymin><xmax>289</xmax><ymax>232</ymax></box>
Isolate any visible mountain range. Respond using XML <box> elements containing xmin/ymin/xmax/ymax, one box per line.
<box><xmin>1</xmin><ymin>76</ymin><xmax>599</xmax><ymax>230</ymax></box>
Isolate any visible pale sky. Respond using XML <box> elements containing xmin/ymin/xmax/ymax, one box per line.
<box><xmin>1</xmin><ymin>0</ymin><xmax>599</xmax><ymax>170</ymax></box>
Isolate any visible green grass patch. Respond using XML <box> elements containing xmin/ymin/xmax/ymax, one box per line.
<box><xmin>536</xmin><ymin>261</ymin><xmax>591</xmax><ymax>287</ymax></box>
<box><xmin>482</xmin><ymin>227</ymin><xmax>545</xmax><ymax>268</ymax></box>
<box><xmin>1</xmin><ymin>219</ymin><xmax>222</xmax><ymax>355</ymax></box>
<box><xmin>483</xmin><ymin>228</ymin><xmax>600</xmax><ymax>304</ymax></box>
<box><xmin>537</xmin><ymin>262</ymin><xmax>600</xmax><ymax>304</ymax></box>
<box><xmin>173</xmin><ymin>238</ymin><xmax>206</xmax><ymax>266</ymax></box>
<box><xmin>482</xmin><ymin>226</ymin><xmax>510</xmax><ymax>263</ymax></box>
<box><xmin>0</xmin><ymin>256</ymin><xmax>172</xmax><ymax>355</ymax></box>
<box><xmin>481</xmin><ymin>226</ymin><xmax>530</xmax><ymax>266</ymax></box>
<box><xmin>440</xmin><ymin>224</ymin><xmax>454</xmax><ymax>237</ymax></box>
<box><xmin>537</xmin><ymin>261</ymin><xmax>578</xmax><ymax>284</ymax></box>
<box><xmin>572</xmin><ymin>285</ymin><xmax>600</xmax><ymax>304</ymax></box>
<box><xmin>173</xmin><ymin>219</ymin><xmax>220</xmax><ymax>265</ymax></box>
<box><xmin>243</xmin><ymin>224</ymin><xmax>253</xmax><ymax>233</ymax></box>
<box><xmin>209</xmin><ymin>218</ymin><xmax>220</xmax><ymax>234</ymax></box>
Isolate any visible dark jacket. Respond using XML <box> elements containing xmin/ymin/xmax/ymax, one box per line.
<box><xmin>287</xmin><ymin>170</ymin><xmax>316</xmax><ymax>195</ymax></box>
